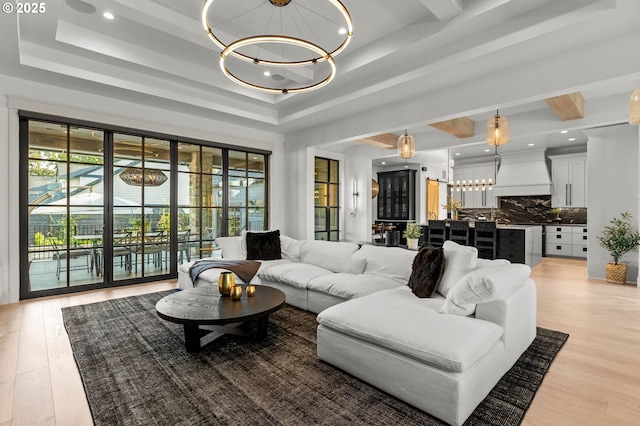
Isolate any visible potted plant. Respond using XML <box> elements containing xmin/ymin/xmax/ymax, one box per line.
<box><xmin>550</xmin><ymin>208</ymin><xmax>562</xmax><ymax>222</ymax></box>
<box><xmin>403</xmin><ymin>223</ymin><xmax>423</xmax><ymax>250</ymax></box>
<box><xmin>597</xmin><ymin>211</ymin><xmax>640</xmax><ymax>284</ymax></box>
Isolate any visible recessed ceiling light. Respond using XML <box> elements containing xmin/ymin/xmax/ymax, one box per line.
<box><xmin>455</xmin><ymin>152</ymin><xmax>461</xmax><ymax>156</ymax></box>
<box><xmin>103</xmin><ymin>11</ymin><xmax>114</xmax><ymax>19</ymax></box>
<box><xmin>263</xmin><ymin>71</ymin><xmax>271</xmax><ymax>77</ymax></box>
<box><xmin>338</xmin><ymin>28</ymin><xmax>347</xmax><ymax>35</ymax></box>
<box><xmin>560</xmin><ymin>130</ymin><xmax>568</xmax><ymax>134</ymax></box>
<box><xmin>484</xmin><ymin>149</ymin><xmax>490</xmax><ymax>152</ymax></box>
<box><xmin>528</xmin><ymin>143</ymin><xmax>535</xmax><ymax>147</ymax></box>
<box><xmin>568</xmin><ymin>138</ymin><xmax>576</xmax><ymax>141</ymax></box>
<box><xmin>381</xmin><ymin>161</ymin><xmax>386</xmax><ymax>165</ymax></box>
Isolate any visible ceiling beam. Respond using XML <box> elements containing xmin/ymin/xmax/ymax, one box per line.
<box><xmin>356</xmin><ymin>133</ymin><xmax>399</xmax><ymax>150</ymax></box>
<box><xmin>429</xmin><ymin>117</ymin><xmax>475</xmax><ymax>138</ymax></box>
<box><xmin>418</xmin><ymin>0</ymin><xmax>463</xmax><ymax>21</ymax></box>
<box><xmin>544</xmin><ymin>92</ymin><xmax>585</xmax><ymax>121</ymax></box>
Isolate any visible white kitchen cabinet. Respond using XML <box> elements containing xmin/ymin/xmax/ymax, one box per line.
<box><xmin>549</xmin><ymin>153</ymin><xmax>587</xmax><ymax>208</ymax></box>
<box><xmin>451</xmin><ymin>163</ymin><xmax>497</xmax><ymax>208</ymax></box>
<box><xmin>546</xmin><ymin>225</ymin><xmax>587</xmax><ymax>258</ymax></box>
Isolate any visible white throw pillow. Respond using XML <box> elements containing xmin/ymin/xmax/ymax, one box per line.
<box><xmin>436</xmin><ymin>240</ymin><xmax>478</xmax><ymax>297</ymax></box>
<box><xmin>300</xmin><ymin>240</ymin><xmax>364</xmax><ymax>274</ymax></box>
<box><xmin>215</xmin><ymin>236</ymin><xmax>243</xmax><ymax>259</ymax></box>
<box><xmin>439</xmin><ymin>264</ymin><xmax>531</xmax><ymax>315</ymax></box>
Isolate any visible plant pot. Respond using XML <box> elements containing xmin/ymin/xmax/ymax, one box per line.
<box><xmin>605</xmin><ymin>262</ymin><xmax>628</xmax><ymax>284</ymax></box>
<box><xmin>406</xmin><ymin>238</ymin><xmax>419</xmax><ymax>250</ymax></box>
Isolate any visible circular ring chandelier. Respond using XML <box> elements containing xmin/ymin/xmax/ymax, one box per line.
<box><xmin>202</xmin><ymin>0</ymin><xmax>353</xmax><ymax>94</ymax></box>
<box><xmin>220</xmin><ymin>36</ymin><xmax>337</xmax><ymax>94</ymax></box>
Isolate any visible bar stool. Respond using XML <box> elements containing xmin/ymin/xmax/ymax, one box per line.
<box><xmin>449</xmin><ymin>220</ymin><xmax>471</xmax><ymax>246</ymax></box>
<box><xmin>475</xmin><ymin>221</ymin><xmax>497</xmax><ymax>259</ymax></box>
<box><xmin>427</xmin><ymin>220</ymin><xmax>446</xmax><ymax>247</ymax></box>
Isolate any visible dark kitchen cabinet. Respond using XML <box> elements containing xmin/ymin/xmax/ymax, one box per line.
<box><xmin>377</xmin><ymin>170</ymin><xmax>416</xmax><ymax>220</ymax></box>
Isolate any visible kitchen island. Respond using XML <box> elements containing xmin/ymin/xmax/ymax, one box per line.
<box><xmin>418</xmin><ymin>222</ymin><xmax>542</xmax><ymax>267</ymax></box>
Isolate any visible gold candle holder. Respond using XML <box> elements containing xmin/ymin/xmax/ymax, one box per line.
<box><xmin>218</xmin><ymin>272</ymin><xmax>234</xmax><ymax>296</ymax></box>
<box><xmin>230</xmin><ymin>284</ymin><xmax>243</xmax><ymax>300</ymax></box>
<box><xmin>246</xmin><ymin>284</ymin><xmax>256</xmax><ymax>297</ymax></box>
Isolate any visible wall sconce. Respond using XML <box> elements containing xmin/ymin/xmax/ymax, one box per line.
<box><xmin>352</xmin><ymin>180</ymin><xmax>360</xmax><ymax>209</ymax></box>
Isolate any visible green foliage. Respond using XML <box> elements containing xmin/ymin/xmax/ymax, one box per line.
<box><xmin>157</xmin><ymin>209</ymin><xmax>171</xmax><ymax>232</ymax></box>
<box><xmin>34</xmin><ymin>232</ymin><xmax>46</xmax><ymax>246</ymax></box>
<box><xmin>130</xmin><ymin>216</ymin><xmax>150</xmax><ymax>233</ymax></box>
<box><xmin>597</xmin><ymin>212</ymin><xmax>640</xmax><ymax>264</ymax></box>
<box><xmin>58</xmin><ymin>215</ymin><xmax>79</xmax><ymax>242</ymax></box>
<box><xmin>550</xmin><ymin>208</ymin><xmax>562</xmax><ymax>215</ymax></box>
<box><xmin>403</xmin><ymin>223</ymin><xmax>423</xmax><ymax>239</ymax></box>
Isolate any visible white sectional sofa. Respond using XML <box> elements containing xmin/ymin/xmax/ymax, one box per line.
<box><xmin>178</xmin><ymin>235</ymin><xmax>418</xmax><ymax>313</ymax></box>
<box><xmin>178</xmin><ymin>234</ymin><xmax>537</xmax><ymax>426</ymax></box>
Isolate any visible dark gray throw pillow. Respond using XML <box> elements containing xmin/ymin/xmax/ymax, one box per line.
<box><xmin>246</xmin><ymin>230</ymin><xmax>281</xmax><ymax>260</ymax></box>
<box><xmin>407</xmin><ymin>245</ymin><xmax>445</xmax><ymax>298</ymax></box>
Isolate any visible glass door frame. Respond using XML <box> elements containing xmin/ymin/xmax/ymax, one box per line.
<box><xmin>19</xmin><ymin>112</ymin><xmax>271</xmax><ymax>300</ymax></box>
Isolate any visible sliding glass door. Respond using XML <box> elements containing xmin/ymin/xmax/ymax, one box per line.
<box><xmin>21</xmin><ymin>114</ymin><xmax>270</xmax><ymax>300</ymax></box>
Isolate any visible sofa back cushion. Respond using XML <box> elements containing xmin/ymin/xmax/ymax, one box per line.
<box><xmin>436</xmin><ymin>240</ymin><xmax>478</xmax><ymax>297</ymax></box>
<box><xmin>352</xmin><ymin>245</ymin><xmax>417</xmax><ymax>283</ymax></box>
<box><xmin>300</xmin><ymin>240</ymin><xmax>365</xmax><ymax>274</ymax></box>
<box><xmin>280</xmin><ymin>235</ymin><xmax>304</xmax><ymax>262</ymax></box>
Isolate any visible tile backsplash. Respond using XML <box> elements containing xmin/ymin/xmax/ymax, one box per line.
<box><xmin>458</xmin><ymin>195</ymin><xmax>587</xmax><ymax>224</ymax></box>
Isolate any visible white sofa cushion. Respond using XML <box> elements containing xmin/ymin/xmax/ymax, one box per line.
<box><xmin>280</xmin><ymin>235</ymin><xmax>305</xmax><ymax>262</ymax></box>
<box><xmin>215</xmin><ymin>236</ymin><xmax>244</xmax><ymax>259</ymax></box>
<box><xmin>300</xmin><ymin>240</ymin><xmax>365</xmax><ymax>274</ymax></box>
<box><xmin>440</xmin><ymin>264</ymin><xmax>532</xmax><ymax>315</ymax></box>
<box><xmin>307</xmin><ymin>273</ymin><xmax>404</xmax><ymax>300</ymax></box>
<box><xmin>258</xmin><ymin>262</ymin><xmax>333</xmax><ymax>289</ymax></box>
<box><xmin>352</xmin><ymin>245</ymin><xmax>417</xmax><ymax>284</ymax></box>
<box><xmin>317</xmin><ymin>287</ymin><xmax>503</xmax><ymax>373</ymax></box>
<box><xmin>437</xmin><ymin>241</ymin><xmax>478</xmax><ymax>297</ymax></box>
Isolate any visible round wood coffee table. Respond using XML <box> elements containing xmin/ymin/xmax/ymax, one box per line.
<box><xmin>156</xmin><ymin>285</ymin><xmax>286</xmax><ymax>352</ymax></box>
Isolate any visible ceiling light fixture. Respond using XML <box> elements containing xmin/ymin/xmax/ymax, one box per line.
<box><xmin>202</xmin><ymin>0</ymin><xmax>353</xmax><ymax>95</ymax></box>
<box><xmin>397</xmin><ymin>130</ymin><xmax>415</xmax><ymax>160</ymax></box>
<box><xmin>486</xmin><ymin>110</ymin><xmax>510</xmax><ymax>146</ymax></box>
<box><xmin>486</xmin><ymin>110</ymin><xmax>509</xmax><ymax>186</ymax></box>
<box><xmin>103</xmin><ymin>11</ymin><xmax>114</xmax><ymax>19</ymax></box>
<box><xmin>119</xmin><ymin>168</ymin><xmax>168</xmax><ymax>187</ymax></box>
<box><xmin>629</xmin><ymin>89</ymin><xmax>640</xmax><ymax>125</ymax></box>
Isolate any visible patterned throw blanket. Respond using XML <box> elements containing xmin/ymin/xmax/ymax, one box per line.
<box><xmin>189</xmin><ymin>259</ymin><xmax>261</xmax><ymax>284</ymax></box>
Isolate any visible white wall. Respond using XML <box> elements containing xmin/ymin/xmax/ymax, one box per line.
<box><xmin>0</xmin><ymin>74</ymin><xmax>285</xmax><ymax>304</ymax></box>
<box><xmin>585</xmin><ymin>125</ymin><xmax>640</xmax><ymax>284</ymax></box>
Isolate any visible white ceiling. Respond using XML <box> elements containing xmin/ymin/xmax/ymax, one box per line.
<box><xmin>2</xmin><ymin>0</ymin><xmax>640</xmax><ymax>164</ymax></box>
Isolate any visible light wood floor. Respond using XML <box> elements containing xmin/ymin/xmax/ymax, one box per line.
<box><xmin>1</xmin><ymin>258</ymin><xmax>639</xmax><ymax>425</ymax></box>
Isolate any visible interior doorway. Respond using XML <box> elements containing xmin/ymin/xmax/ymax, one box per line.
<box><xmin>426</xmin><ymin>178</ymin><xmax>440</xmax><ymax>220</ymax></box>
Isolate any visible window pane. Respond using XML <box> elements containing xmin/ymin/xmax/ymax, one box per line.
<box><xmin>144</xmin><ymin>138</ymin><xmax>170</xmax><ymax>170</ymax></box>
<box><xmin>227</xmin><ymin>208</ymin><xmax>244</xmax><ymax>236</ymax></box>
<box><xmin>178</xmin><ymin>172</ymin><xmax>199</xmax><ymax>207</ymax></box>
<box><xmin>315</xmin><ymin>183</ymin><xmax>328</xmax><ymax>206</ymax></box>
<box><xmin>329</xmin><ymin>184</ymin><xmax>339</xmax><ymax>206</ymax></box>
<box><xmin>329</xmin><ymin>159</ymin><xmax>339</xmax><ymax>183</ymax></box>
<box><xmin>202</xmin><ymin>146</ymin><xmax>223</xmax><ymax>175</ymax></box>
<box><xmin>229</xmin><ymin>150</ymin><xmax>247</xmax><ymax>177</ymax></box>
<box><xmin>228</xmin><ymin>177</ymin><xmax>246</xmax><ymax>207</ymax></box>
<box><xmin>315</xmin><ymin>158</ymin><xmax>328</xmax><ymax>182</ymax></box>
<box><xmin>315</xmin><ymin>208</ymin><xmax>326</xmax><ymax>232</ymax></box>
<box><xmin>248</xmin><ymin>153</ymin><xmax>265</xmax><ymax>178</ymax></box>
<box><xmin>329</xmin><ymin>208</ymin><xmax>339</xmax><ymax>230</ymax></box>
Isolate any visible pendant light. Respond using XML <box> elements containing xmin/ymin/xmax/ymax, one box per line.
<box><xmin>486</xmin><ymin>110</ymin><xmax>509</xmax><ymax>146</ymax></box>
<box><xmin>397</xmin><ymin>130</ymin><xmax>415</xmax><ymax>159</ymax></box>
<box><xmin>630</xmin><ymin>89</ymin><xmax>640</xmax><ymax>125</ymax></box>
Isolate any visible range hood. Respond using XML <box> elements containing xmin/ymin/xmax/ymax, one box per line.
<box><xmin>493</xmin><ymin>148</ymin><xmax>551</xmax><ymax>197</ymax></box>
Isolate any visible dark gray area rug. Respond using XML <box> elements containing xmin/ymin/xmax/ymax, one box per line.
<box><xmin>62</xmin><ymin>291</ymin><xmax>568</xmax><ymax>426</ymax></box>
